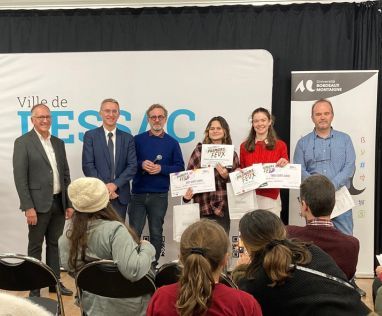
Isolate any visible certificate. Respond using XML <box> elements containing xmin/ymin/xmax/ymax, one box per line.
<box><xmin>331</xmin><ymin>186</ymin><xmax>355</xmax><ymax>219</ymax></box>
<box><xmin>261</xmin><ymin>163</ymin><xmax>301</xmax><ymax>189</ymax></box>
<box><xmin>201</xmin><ymin>144</ymin><xmax>234</xmax><ymax>168</ymax></box>
<box><xmin>170</xmin><ymin>167</ymin><xmax>216</xmax><ymax>197</ymax></box>
<box><xmin>229</xmin><ymin>164</ymin><xmax>267</xmax><ymax>195</ymax></box>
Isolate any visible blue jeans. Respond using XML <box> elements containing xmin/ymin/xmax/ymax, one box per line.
<box><xmin>332</xmin><ymin>209</ymin><xmax>353</xmax><ymax>236</ymax></box>
<box><xmin>128</xmin><ymin>192</ymin><xmax>168</xmax><ymax>264</ymax></box>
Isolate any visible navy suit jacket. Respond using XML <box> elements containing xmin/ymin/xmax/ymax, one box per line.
<box><xmin>82</xmin><ymin>126</ymin><xmax>137</xmax><ymax>205</ymax></box>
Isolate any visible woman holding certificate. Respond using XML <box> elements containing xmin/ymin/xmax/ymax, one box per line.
<box><xmin>240</xmin><ymin>107</ymin><xmax>289</xmax><ymax>216</ymax></box>
<box><xmin>183</xmin><ymin>116</ymin><xmax>239</xmax><ymax>234</ymax></box>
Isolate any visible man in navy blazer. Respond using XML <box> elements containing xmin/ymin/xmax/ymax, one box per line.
<box><xmin>82</xmin><ymin>98</ymin><xmax>137</xmax><ymax>221</ymax></box>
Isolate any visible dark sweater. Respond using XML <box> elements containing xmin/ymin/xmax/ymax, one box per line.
<box><xmin>286</xmin><ymin>224</ymin><xmax>359</xmax><ymax>280</ymax></box>
<box><xmin>238</xmin><ymin>245</ymin><xmax>369</xmax><ymax>316</ymax></box>
<box><xmin>132</xmin><ymin>131</ymin><xmax>184</xmax><ymax>193</ymax></box>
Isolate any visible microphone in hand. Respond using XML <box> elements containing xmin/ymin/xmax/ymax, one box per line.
<box><xmin>142</xmin><ymin>155</ymin><xmax>162</xmax><ymax>174</ymax></box>
<box><xmin>152</xmin><ymin>154</ymin><xmax>162</xmax><ymax>164</ymax></box>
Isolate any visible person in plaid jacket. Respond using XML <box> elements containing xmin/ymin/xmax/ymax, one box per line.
<box><xmin>183</xmin><ymin>116</ymin><xmax>239</xmax><ymax>234</ymax></box>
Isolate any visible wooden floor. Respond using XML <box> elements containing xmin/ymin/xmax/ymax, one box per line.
<box><xmin>3</xmin><ymin>274</ymin><xmax>376</xmax><ymax>315</ymax></box>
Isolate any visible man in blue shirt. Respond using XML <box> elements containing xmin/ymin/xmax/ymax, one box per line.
<box><xmin>293</xmin><ymin>99</ymin><xmax>356</xmax><ymax>235</ymax></box>
<box><xmin>129</xmin><ymin>104</ymin><xmax>184</xmax><ymax>267</ymax></box>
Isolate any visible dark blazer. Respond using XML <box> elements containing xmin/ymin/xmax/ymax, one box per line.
<box><xmin>13</xmin><ymin>129</ymin><xmax>72</xmax><ymax>213</ymax></box>
<box><xmin>82</xmin><ymin>126</ymin><xmax>137</xmax><ymax>205</ymax></box>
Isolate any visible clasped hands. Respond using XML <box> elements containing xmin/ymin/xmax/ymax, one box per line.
<box><xmin>142</xmin><ymin>160</ymin><xmax>161</xmax><ymax>175</ymax></box>
<box><xmin>106</xmin><ymin>183</ymin><xmax>118</xmax><ymax>200</ymax></box>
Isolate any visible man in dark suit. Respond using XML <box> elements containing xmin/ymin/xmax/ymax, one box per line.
<box><xmin>13</xmin><ymin>103</ymin><xmax>73</xmax><ymax>297</ymax></box>
<box><xmin>82</xmin><ymin>98</ymin><xmax>137</xmax><ymax>221</ymax></box>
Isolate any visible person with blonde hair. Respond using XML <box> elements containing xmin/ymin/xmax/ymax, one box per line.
<box><xmin>235</xmin><ymin>209</ymin><xmax>369</xmax><ymax>316</ymax></box>
<box><xmin>147</xmin><ymin>220</ymin><xmax>262</xmax><ymax>316</ymax></box>
<box><xmin>59</xmin><ymin>177</ymin><xmax>155</xmax><ymax>316</ymax></box>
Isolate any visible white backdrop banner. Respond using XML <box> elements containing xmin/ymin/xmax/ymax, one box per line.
<box><xmin>0</xmin><ymin>50</ymin><xmax>273</xmax><ymax>266</ymax></box>
<box><xmin>289</xmin><ymin>70</ymin><xmax>378</xmax><ymax>276</ymax></box>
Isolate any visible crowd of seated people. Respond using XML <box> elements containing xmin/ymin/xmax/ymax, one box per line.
<box><xmin>51</xmin><ymin>175</ymin><xmax>376</xmax><ymax>315</ymax></box>
<box><xmin>233</xmin><ymin>209</ymin><xmax>370</xmax><ymax>315</ymax></box>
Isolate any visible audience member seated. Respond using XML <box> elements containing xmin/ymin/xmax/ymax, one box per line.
<box><xmin>59</xmin><ymin>177</ymin><xmax>155</xmax><ymax>316</ymax></box>
<box><xmin>0</xmin><ymin>292</ymin><xmax>51</xmax><ymax>316</ymax></box>
<box><xmin>286</xmin><ymin>174</ymin><xmax>359</xmax><ymax>280</ymax></box>
<box><xmin>234</xmin><ymin>209</ymin><xmax>369</xmax><ymax>316</ymax></box>
<box><xmin>373</xmin><ymin>265</ymin><xmax>382</xmax><ymax>313</ymax></box>
<box><xmin>147</xmin><ymin>219</ymin><xmax>262</xmax><ymax>316</ymax></box>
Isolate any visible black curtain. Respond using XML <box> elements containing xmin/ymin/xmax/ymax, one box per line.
<box><xmin>0</xmin><ymin>1</ymin><xmax>381</xmax><ymax>254</ymax></box>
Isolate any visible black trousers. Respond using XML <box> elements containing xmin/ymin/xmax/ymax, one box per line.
<box><xmin>27</xmin><ymin>196</ymin><xmax>65</xmax><ymax>278</ymax></box>
<box><xmin>202</xmin><ymin>205</ymin><xmax>230</xmax><ymax>235</ymax></box>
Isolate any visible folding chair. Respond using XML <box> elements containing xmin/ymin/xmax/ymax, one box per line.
<box><xmin>0</xmin><ymin>253</ymin><xmax>65</xmax><ymax>316</ymax></box>
<box><xmin>75</xmin><ymin>259</ymin><xmax>156</xmax><ymax>315</ymax></box>
<box><xmin>155</xmin><ymin>261</ymin><xmax>238</xmax><ymax>288</ymax></box>
<box><xmin>219</xmin><ymin>272</ymin><xmax>238</xmax><ymax>289</ymax></box>
<box><xmin>155</xmin><ymin>261</ymin><xmax>182</xmax><ymax>288</ymax></box>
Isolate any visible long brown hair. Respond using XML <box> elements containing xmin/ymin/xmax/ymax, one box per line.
<box><xmin>66</xmin><ymin>204</ymin><xmax>139</xmax><ymax>271</ymax></box>
<box><xmin>244</xmin><ymin>107</ymin><xmax>278</xmax><ymax>152</ymax></box>
<box><xmin>202</xmin><ymin>116</ymin><xmax>232</xmax><ymax>145</ymax></box>
<box><xmin>239</xmin><ymin>210</ymin><xmax>311</xmax><ymax>286</ymax></box>
<box><xmin>176</xmin><ymin>220</ymin><xmax>229</xmax><ymax>316</ymax></box>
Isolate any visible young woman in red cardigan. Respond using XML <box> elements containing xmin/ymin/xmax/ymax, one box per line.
<box><xmin>240</xmin><ymin>107</ymin><xmax>289</xmax><ymax>216</ymax></box>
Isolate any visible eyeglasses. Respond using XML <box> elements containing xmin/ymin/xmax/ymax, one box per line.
<box><xmin>33</xmin><ymin>116</ymin><xmax>51</xmax><ymax>121</ymax></box>
<box><xmin>149</xmin><ymin>115</ymin><xmax>166</xmax><ymax>121</ymax></box>
<box><xmin>297</xmin><ymin>197</ymin><xmax>301</xmax><ymax>203</ymax></box>
<box><xmin>102</xmin><ymin>109</ymin><xmax>119</xmax><ymax>115</ymax></box>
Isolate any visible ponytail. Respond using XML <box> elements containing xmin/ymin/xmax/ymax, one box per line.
<box><xmin>176</xmin><ymin>220</ymin><xmax>229</xmax><ymax>316</ymax></box>
<box><xmin>248</xmin><ymin>239</ymin><xmax>311</xmax><ymax>287</ymax></box>
<box><xmin>177</xmin><ymin>250</ymin><xmax>215</xmax><ymax>316</ymax></box>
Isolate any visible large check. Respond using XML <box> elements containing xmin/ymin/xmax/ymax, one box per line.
<box><xmin>170</xmin><ymin>167</ymin><xmax>216</xmax><ymax>197</ymax></box>
<box><xmin>229</xmin><ymin>164</ymin><xmax>267</xmax><ymax>195</ymax></box>
<box><xmin>261</xmin><ymin>163</ymin><xmax>301</xmax><ymax>189</ymax></box>
<box><xmin>201</xmin><ymin>144</ymin><xmax>234</xmax><ymax>167</ymax></box>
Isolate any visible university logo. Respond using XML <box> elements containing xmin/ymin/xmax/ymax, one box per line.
<box><xmin>295</xmin><ymin>79</ymin><xmax>315</xmax><ymax>92</ymax></box>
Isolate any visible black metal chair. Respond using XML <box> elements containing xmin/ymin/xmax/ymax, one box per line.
<box><xmin>155</xmin><ymin>261</ymin><xmax>182</xmax><ymax>288</ymax></box>
<box><xmin>75</xmin><ymin>259</ymin><xmax>156</xmax><ymax>315</ymax></box>
<box><xmin>219</xmin><ymin>272</ymin><xmax>238</xmax><ymax>289</ymax></box>
<box><xmin>0</xmin><ymin>253</ymin><xmax>65</xmax><ymax>316</ymax></box>
<box><xmin>155</xmin><ymin>261</ymin><xmax>238</xmax><ymax>289</ymax></box>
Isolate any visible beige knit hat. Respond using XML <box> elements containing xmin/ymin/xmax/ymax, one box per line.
<box><xmin>68</xmin><ymin>177</ymin><xmax>109</xmax><ymax>213</ymax></box>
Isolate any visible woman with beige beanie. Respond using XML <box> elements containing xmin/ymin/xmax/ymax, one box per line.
<box><xmin>59</xmin><ymin>177</ymin><xmax>155</xmax><ymax>316</ymax></box>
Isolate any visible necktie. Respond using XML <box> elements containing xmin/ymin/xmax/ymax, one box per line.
<box><xmin>108</xmin><ymin>132</ymin><xmax>115</xmax><ymax>179</ymax></box>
